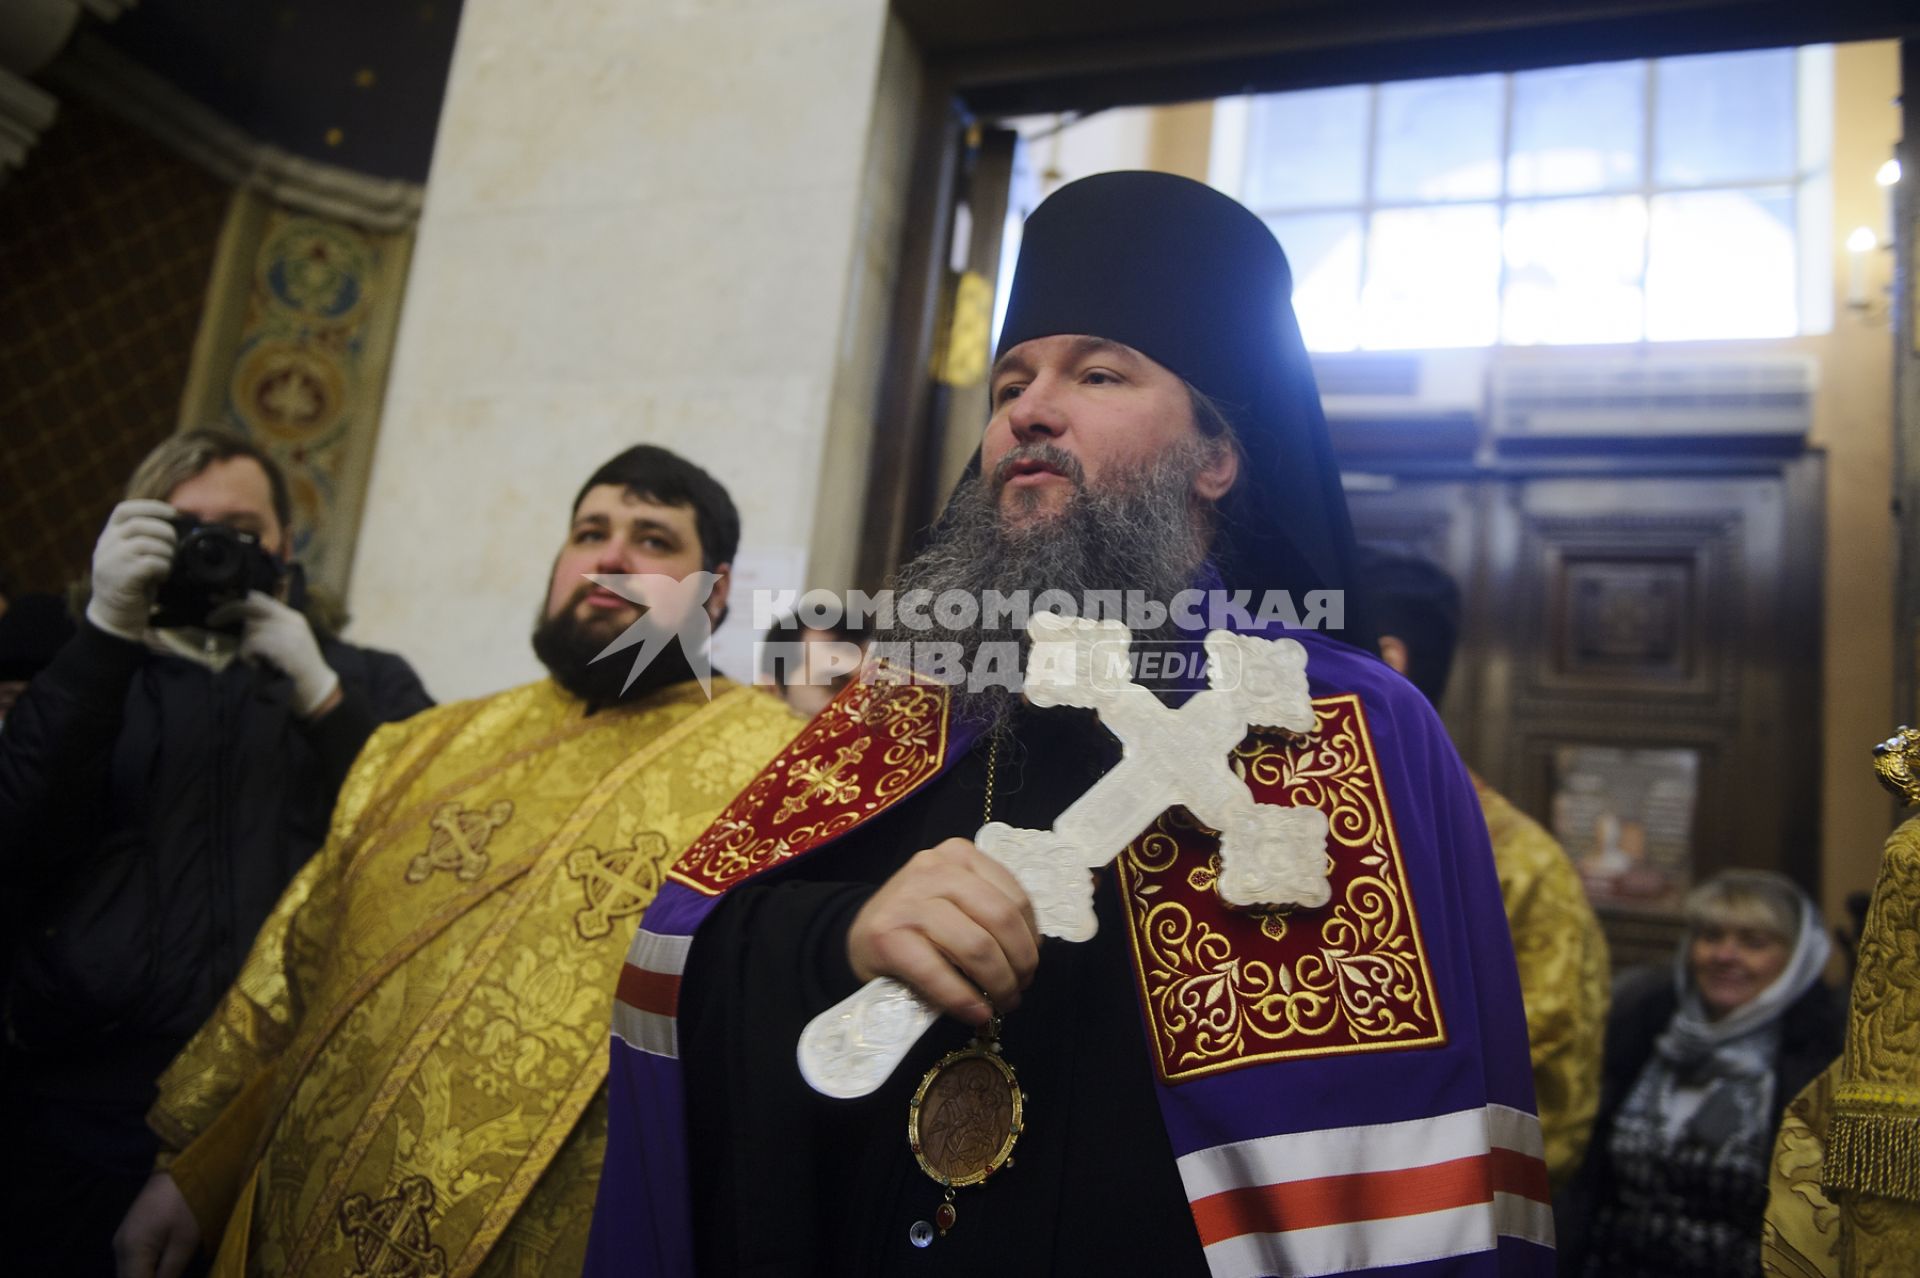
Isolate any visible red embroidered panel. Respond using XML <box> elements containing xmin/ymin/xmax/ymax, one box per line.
<box><xmin>1118</xmin><ymin>694</ymin><xmax>1445</xmax><ymax>1082</ymax></box>
<box><xmin>668</xmin><ymin>680</ymin><xmax>950</xmax><ymax>896</ymax></box>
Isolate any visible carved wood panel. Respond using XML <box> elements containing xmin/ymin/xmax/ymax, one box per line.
<box><xmin>1350</xmin><ymin>456</ymin><xmax>1823</xmax><ymax>961</ymax></box>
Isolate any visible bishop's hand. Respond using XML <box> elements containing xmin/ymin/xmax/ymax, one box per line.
<box><xmin>846</xmin><ymin>838</ymin><xmax>1040</xmax><ymax>1026</ymax></box>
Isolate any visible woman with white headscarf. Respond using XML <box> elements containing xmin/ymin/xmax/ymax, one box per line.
<box><xmin>1561</xmin><ymin>869</ymin><xmax>1845</xmax><ymax>1276</ymax></box>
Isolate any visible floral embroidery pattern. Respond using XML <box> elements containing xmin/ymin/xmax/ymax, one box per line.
<box><xmin>458</xmin><ymin>935</ymin><xmax>606</xmax><ymax>1096</ymax></box>
<box><xmin>671</xmin><ymin>680</ymin><xmax>948</xmax><ymax>894</ymax></box>
<box><xmin>1119</xmin><ymin>695</ymin><xmax>1443</xmax><ymax>1080</ymax></box>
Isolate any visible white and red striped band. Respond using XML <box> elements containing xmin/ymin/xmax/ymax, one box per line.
<box><xmin>612</xmin><ymin>928</ymin><xmax>691</xmax><ymax>1060</ymax></box>
<box><xmin>1177</xmin><ymin>1103</ymin><xmax>1554</xmax><ymax>1278</ymax></box>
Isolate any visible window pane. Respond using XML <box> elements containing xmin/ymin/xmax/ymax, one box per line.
<box><xmin>1374</xmin><ymin>74</ymin><xmax>1504</xmax><ymax>202</ymax></box>
<box><xmin>1654</xmin><ymin>49</ymin><xmax>1796</xmax><ymax>186</ymax></box>
<box><xmin>1266</xmin><ymin>213</ymin><xmax>1364</xmax><ymax>351</ymax></box>
<box><xmin>1509</xmin><ymin>62</ymin><xmax>1645</xmax><ymax>196</ymax></box>
<box><xmin>1646</xmin><ymin>188</ymin><xmax>1796</xmax><ymax>340</ymax></box>
<box><xmin>1502</xmin><ymin>197</ymin><xmax>1647</xmax><ymax>344</ymax></box>
<box><xmin>1242</xmin><ymin>85</ymin><xmax>1371</xmax><ymax>209</ymax></box>
<box><xmin>1361</xmin><ymin>204</ymin><xmax>1501</xmax><ymax>349</ymax></box>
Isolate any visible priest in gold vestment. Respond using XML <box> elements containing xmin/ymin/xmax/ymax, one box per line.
<box><xmin>113</xmin><ymin>446</ymin><xmax>801</xmax><ymax>1278</ymax></box>
<box><xmin>1762</xmin><ymin>729</ymin><xmax>1920</xmax><ymax>1277</ymax></box>
<box><xmin>1471</xmin><ymin>775</ymin><xmax>1612</xmax><ymax>1184</ymax></box>
<box><xmin>1366</xmin><ymin>549</ymin><xmax>1610</xmax><ymax>1185</ymax></box>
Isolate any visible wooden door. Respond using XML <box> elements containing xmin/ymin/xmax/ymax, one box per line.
<box><xmin>1349</xmin><ymin>455</ymin><xmax>1824</xmax><ymax>967</ymax></box>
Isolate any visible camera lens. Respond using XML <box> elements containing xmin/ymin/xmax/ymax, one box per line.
<box><xmin>181</xmin><ymin>527</ymin><xmax>244</xmax><ymax>588</ymax></box>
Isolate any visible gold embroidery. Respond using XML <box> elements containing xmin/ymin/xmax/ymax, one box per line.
<box><xmin>393</xmin><ymin>1055</ymin><xmax>530</xmax><ymax>1202</ymax></box>
<box><xmin>671</xmin><ymin>679</ymin><xmax>948</xmax><ymax>894</ymax></box>
<box><xmin>1184</xmin><ymin>851</ymin><xmax>1294</xmax><ymax>940</ymax></box>
<box><xmin>343</xmin><ymin>704</ymin><xmax>486</xmax><ymax>873</ymax></box>
<box><xmin>454</xmin><ymin>1052</ymin><xmax>608</xmax><ymax>1276</ymax></box>
<box><xmin>338</xmin><ymin>1175</ymin><xmax>448</xmax><ymax>1278</ymax></box>
<box><xmin>1708</xmin><ymin>750</ymin><xmax>1920</xmax><ymax>1274</ymax></box>
<box><xmin>1762</xmin><ymin>1067</ymin><xmax>1842</xmax><ymax>1276</ymax></box>
<box><xmin>1472</xmin><ymin>774</ymin><xmax>1610</xmax><ymax>1187</ymax></box>
<box><xmin>566</xmin><ymin>835</ymin><xmax>670</xmax><ymax>939</ymax></box>
<box><xmin>1119</xmin><ymin>695</ymin><xmax>1444</xmax><ymax>1081</ymax></box>
<box><xmin>290</xmin><ymin>746</ymin><xmax>666</xmax><ymax>1273</ymax></box>
<box><xmin>1829</xmin><ymin>815</ymin><xmax>1920</xmax><ymax>1204</ymax></box>
<box><xmin>345</xmin><ymin>705</ymin><xmax>623</xmax><ymax>893</ymax></box>
<box><xmin>152</xmin><ymin>681</ymin><xmax>802</xmax><ymax>1278</ymax></box>
<box><xmin>458</xmin><ymin>934</ymin><xmax>607</xmax><ymax>1096</ymax></box>
<box><xmin>407</xmin><ymin>801</ymin><xmax>513</xmax><ymax>883</ymax></box>
<box><xmin>280</xmin><ymin>690</ymin><xmax>790</xmax><ymax>1277</ymax></box>
<box><xmin>774</xmin><ymin>738</ymin><xmax>871</xmax><ymax>825</ymax></box>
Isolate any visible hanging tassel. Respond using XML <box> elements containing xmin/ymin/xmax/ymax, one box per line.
<box><xmin>1823</xmin><ymin>1103</ymin><xmax>1920</xmax><ymax>1203</ymax></box>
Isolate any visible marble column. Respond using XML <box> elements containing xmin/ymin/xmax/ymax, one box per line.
<box><xmin>350</xmin><ymin>0</ymin><xmax>921</xmax><ymax>698</ymax></box>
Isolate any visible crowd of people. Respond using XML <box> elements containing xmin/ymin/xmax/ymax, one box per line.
<box><xmin>0</xmin><ymin>172</ymin><xmax>1907</xmax><ymax>1278</ymax></box>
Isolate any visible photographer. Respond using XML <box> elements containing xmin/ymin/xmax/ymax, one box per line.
<box><xmin>0</xmin><ymin>430</ymin><xmax>431</xmax><ymax>1277</ymax></box>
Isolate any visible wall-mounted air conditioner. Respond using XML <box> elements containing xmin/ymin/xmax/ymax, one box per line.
<box><xmin>1312</xmin><ymin>350</ymin><xmax>1486</xmax><ymax>424</ymax></box>
<box><xmin>1312</xmin><ymin>350</ymin><xmax>1486</xmax><ymax>461</ymax></box>
<box><xmin>1489</xmin><ymin>358</ymin><xmax>1817</xmax><ymax>441</ymax></box>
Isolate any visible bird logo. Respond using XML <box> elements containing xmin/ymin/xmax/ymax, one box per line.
<box><xmin>582</xmin><ymin>572</ymin><xmax>720</xmax><ymax>697</ymax></box>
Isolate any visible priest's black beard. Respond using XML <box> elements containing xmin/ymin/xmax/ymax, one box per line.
<box><xmin>875</xmin><ymin>438</ymin><xmax>1215</xmax><ymax>733</ymax></box>
<box><xmin>532</xmin><ymin>602</ymin><xmax>699</xmax><ymax>710</ymax></box>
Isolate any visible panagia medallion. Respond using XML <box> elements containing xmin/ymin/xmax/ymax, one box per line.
<box><xmin>908</xmin><ymin>1022</ymin><xmax>1023</xmax><ymax>1197</ymax></box>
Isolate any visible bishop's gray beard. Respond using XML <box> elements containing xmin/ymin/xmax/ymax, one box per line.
<box><xmin>874</xmin><ymin>438</ymin><xmax>1216</xmax><ymax>733</ymax></box>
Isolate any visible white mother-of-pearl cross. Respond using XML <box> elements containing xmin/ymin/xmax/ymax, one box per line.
<box><xmin>796</xmin><ymin>613</ymin><xmax>1331</xmax><ymax>1099</ymax></box>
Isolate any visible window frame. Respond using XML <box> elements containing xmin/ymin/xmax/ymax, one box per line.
<box><xmin>1209</xmin><ymin>46</ymin><xmax>1834</xmax><ymax>351</ymax></box>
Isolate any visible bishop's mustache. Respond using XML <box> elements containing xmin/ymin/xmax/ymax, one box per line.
<box><xmin>874</xmin><ymin>436</ymin><xmax>1215</xmax><ymax>732</ymax></box>
<box><xmin>990</xmin><ymin>442</ymin><xmax>1085</xmax><ymax>494</ymax></box>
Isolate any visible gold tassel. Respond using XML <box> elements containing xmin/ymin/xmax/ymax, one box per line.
<box><xmin>1823</xmin><ymin>1109</ymin><xmax>1920</xmax><ymax>1202</ymax></box>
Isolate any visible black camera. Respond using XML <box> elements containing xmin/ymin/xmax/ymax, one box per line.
<box><xmin>150</xmin><ymin>515</ymin><xmax>285</xmax><ymax>632</ymax></box>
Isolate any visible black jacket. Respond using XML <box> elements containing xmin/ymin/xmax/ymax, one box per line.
<box><xmin>1556</xmin><ymin>965</ymin><xmax>1846</xmax><ymax>1273</ymax></box>
<box><xmin>0</xmin><ymin>618</ymin><xmax>432</xmax><ymax>1110</ymax></box>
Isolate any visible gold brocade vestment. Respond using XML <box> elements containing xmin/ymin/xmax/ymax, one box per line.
<box><xmin>1763</xmin><ymin>815</ymin><xmax>1920</xmax><ymax>1277</ymax></box>
<box><xmin>149</xmin><ymin>678</ymin><xmax>799</xmax><ymax>1278</ymax></box>
<box><xmin>1474</xmin><ymin>775</ymin><xmax>1610</xmax><ymax>1187</ymax></box>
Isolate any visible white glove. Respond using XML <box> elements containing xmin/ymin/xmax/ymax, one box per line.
<box><xmin>210</xmin><ymin>590</ymin><xmax>341</xmax><ymax>718</ymax></box>
<box><xmin>86</xmin><ymin>499</ymin><xmax>178</xmax><ymax>642</ymax></box>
